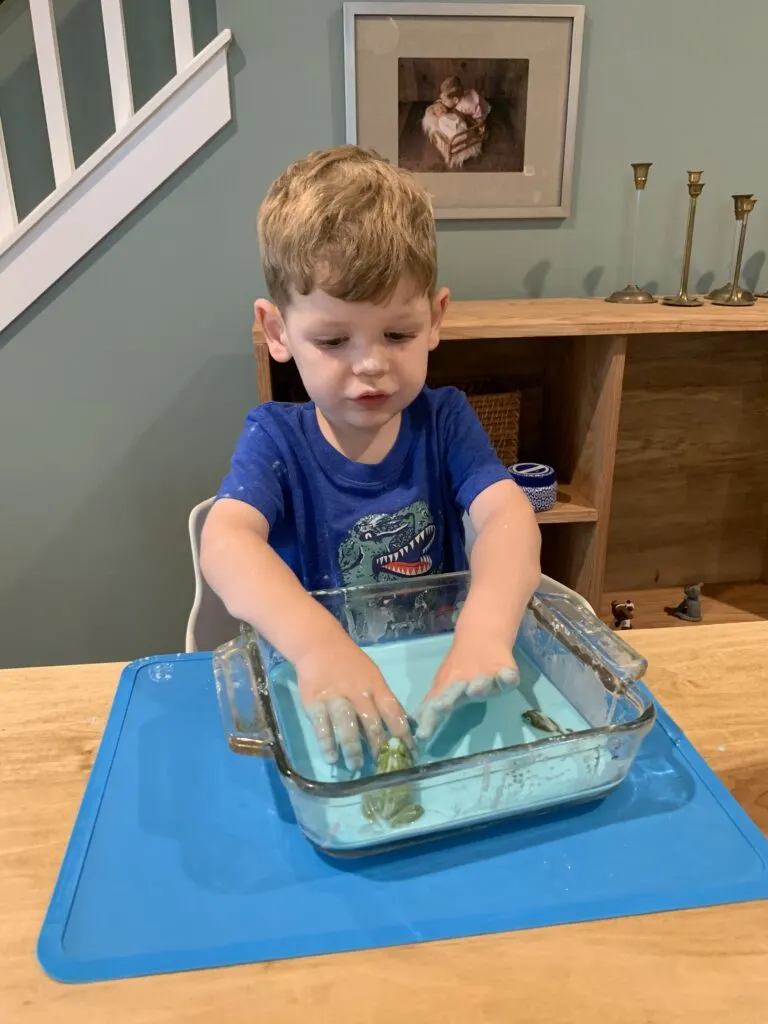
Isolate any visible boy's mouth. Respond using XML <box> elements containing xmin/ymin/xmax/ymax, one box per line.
<box><xmin>374</xmin><ymin>525</ymin><xmax>436</xmax><ymax>577</ymax></box>
<box><xmin>353</xmin><ymin>392</ymin><xmax>389</xmax><ymax>408</ymax></box>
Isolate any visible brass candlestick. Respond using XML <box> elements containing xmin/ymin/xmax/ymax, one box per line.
<box><xmin>710</xmin><ymin>195</ymin><xmax>757</xmax><ymax>307</ymax></box>
<box><xmin>708</xmin><ymin>194</ymin><xmax>754</xmax><ymax>303</ymax></box>
<box><xmin>606</xmin><ymin>162</ymin><xmax>656</xmax><ymax>304</ymax></box>
<box><xmin>663</xmin><ymin>171</ymin><xmax>705</xmax><ymax>307</ymax></box>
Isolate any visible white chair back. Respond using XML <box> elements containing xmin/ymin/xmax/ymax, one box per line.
<box><xmin>185</xmin><ymin>497</ymin><xmax>240</xmax><ymax>652</ymax></box>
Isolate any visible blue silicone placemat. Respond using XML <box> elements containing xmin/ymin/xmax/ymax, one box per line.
<box><xmin>38</xmin><ymin>654</ymin><xmax>768</xmax><ymax>984</ymax></box>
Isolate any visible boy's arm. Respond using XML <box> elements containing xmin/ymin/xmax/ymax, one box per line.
<box><xmin>200</xmin><ymin>498</ymin><xmax>411</xmax><ymax>768</ymax></box>
<box><xmin>202</xmin><ymin>498</ymin><xmax>341</xmax><ymax>669</ymax></box>
<box><xmin>414</xmin><ymin>480</ymin><xmax>541</xmax><ymax>740</ymax></box>
<box><xmin>456</xmin><ymin>478</ymin><xmax>541</xmax><ymax>649</ymax></box>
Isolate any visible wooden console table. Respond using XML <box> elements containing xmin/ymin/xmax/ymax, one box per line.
<box><xmin>253</xmin><ymin>298</ymin><xmax>768</xmax><ymax>610</ymax></box>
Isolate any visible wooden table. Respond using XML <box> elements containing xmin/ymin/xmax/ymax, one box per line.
<box><xmin>2</xmin><ymin>623</ymin><xmax>767</xmax><ymax>1023</ymax></box>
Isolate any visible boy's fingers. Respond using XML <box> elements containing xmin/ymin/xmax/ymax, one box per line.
<box><xmin>305</xmin><ymin>702</ymin><xmax>338</xmax><ymax>764</ymax></box>
<box><xmin>466</xmin><ymin>665</ymin><xmax>520</xmax><ymax>700</ymax></box>
<box><xmin>374</xmin><ymin>691</ymin><xmax>414</xmax><ymax>751</ymax></box>
<box><xmin>414</xmin><ymin>680</ymin><xmax>467</xmax><ymax>740</ymax></box>
<box><xmin>355</xmin><ymin>692</ymin><xmax>387</xmax><ymax>759</ymax></box>
<box><xmin>465</xmin><ymin>673</ymin><xmax>495</xmax><ymax>699</ymax></box>
<box><xmin>496</xmin><ymin>665</ymin><xmax>520</xmax><ymax>688</ymax></box>
<box><xmin>328</xmin><ymin>697</ymin><xmax>364</xmax><ymax>771</ymax></box>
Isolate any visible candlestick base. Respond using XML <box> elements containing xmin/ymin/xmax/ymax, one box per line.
<box><xmin>707</xmin><ymin>282</ymin><xmax>752</xmax><ymax>302</ymax></box>
<box><xmin>605</xmin><ymin>284</ymin><xmax>657</xmax><ymax>304</ymax></box>
<box><xmin>710</xmin><ymin>289</ymin><xmax>756</xmax><ymax>307</ymax></box>
<box><xmin>662</xmin><ymin>293</ymin><xmax>703</xmax><ymax>307</ymax></box>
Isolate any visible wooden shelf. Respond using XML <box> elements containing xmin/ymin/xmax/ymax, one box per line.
<box><xmin>252</xmin><ymin>297</ymin><xmax>768</xmax><ymax>609</ymax></box>
<box><xmin>436</xmin><ymin>297</ymin><xmax>768</xmax><ymax>340</ymax></box>
<box><xmin>600</xmin><ymin>583</ymin><xmax>768</xmax><ymax>630</ymax></box>
<box><xmin>253</xmin><ymin>298</ymin><xmax>768</xmax><ymax>347</ymax></box>
<box><xmin>535</xmin><ymin>484</ymin><xmax>597</xmax><ymax>525</ymax></box>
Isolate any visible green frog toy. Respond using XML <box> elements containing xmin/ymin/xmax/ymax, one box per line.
<box><xmin>361</xmin><ymin>737</ymin><xmax>424</xmax><ymax>828</ymax></box>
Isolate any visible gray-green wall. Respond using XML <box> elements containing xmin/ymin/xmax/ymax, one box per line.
<box><xmin>1</xmin><ymin>0</ymin><xmax>766</xmax><ymax>667</ymax></box>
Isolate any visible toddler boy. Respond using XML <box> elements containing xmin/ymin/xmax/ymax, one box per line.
<box><xmin>201</xmin><ymin>145</ymin><xmax>541</xmax><ymax>770</ymax></box>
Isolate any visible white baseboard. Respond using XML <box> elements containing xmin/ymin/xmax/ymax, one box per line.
<box><xmin>0</xmin><ymin>29</ymin><xmax>232</xmax><ymax>334</ymax></box>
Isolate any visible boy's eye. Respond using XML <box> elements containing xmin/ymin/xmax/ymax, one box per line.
<box><xmin>386</xmin><ymin>332</ymin><xmax>417</xmax><ymax>343</ymax></box>
<box><xmin>315</xmin><ymin>337</ymin><xmax>347</xmax><ymax>348</ymax></box>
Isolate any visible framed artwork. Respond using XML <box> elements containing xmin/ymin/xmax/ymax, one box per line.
<box><xmin>343</xmin><ymin>3</ymin><xmax>585</xmax><ymax>219</ymax></box>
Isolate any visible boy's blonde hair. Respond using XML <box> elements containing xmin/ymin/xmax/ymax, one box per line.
<box><xmin>257</xmin><ymin>145</ymin><xmax>437</xmax><ymax>310</ymax></box>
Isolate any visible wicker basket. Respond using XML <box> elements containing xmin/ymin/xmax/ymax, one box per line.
<box><xmin>467</xmin><ymin>390</ymin><xmax>521</xmax><ymax>466</ymax></box>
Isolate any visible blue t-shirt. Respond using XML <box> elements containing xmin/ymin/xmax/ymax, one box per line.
<box><xmin>217</xmin><ymin>386</ymin><xmax>511</xmax><ymax>592</ymax></box>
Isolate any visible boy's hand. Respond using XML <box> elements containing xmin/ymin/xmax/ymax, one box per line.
<box><xmin>409</xmin><ymin>478</ymin><xmax>540</xmax><ymax>742</ymax></box>
<box><xmin>413</xmin><ymin>630</ymin><xmax>520</xmax><ymax>741</ymax></box>
<box><xmin>296</xmin><ymin>637</ymin><xmax>412</xmax><ymax>772</ymax></box>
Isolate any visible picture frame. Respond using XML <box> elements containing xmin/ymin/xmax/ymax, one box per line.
<box><xmin>343</xmin><ymin>3</ymin><xmax>585</xmax><ymax>220</ymax></box>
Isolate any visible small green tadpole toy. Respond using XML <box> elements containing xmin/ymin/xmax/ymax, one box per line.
<box><xmin>361</xmin><ymin>737</ymin><xmax>425</xmax><ymax>828</ymax></box>
<box><xmin>522</xmin><ymin>709</ymin><xmax>572</xmax><ymax>735</ymax></box>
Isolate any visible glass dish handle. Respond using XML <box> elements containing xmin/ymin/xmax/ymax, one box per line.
<box><xmin>532</xmin><ymin>589</ymin><xmax>648</xmax><ymax>688</ymax></box>
<box><xmin>212</xmin><ymin>631</ymin><xmax>274</xmax><ymax>756</ymax></box>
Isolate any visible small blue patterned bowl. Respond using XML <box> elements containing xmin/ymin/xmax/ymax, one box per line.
<box><xmin>509</xmin><ymin>462</ymin><xmax>558</xmax><ymax>513</ymax></box>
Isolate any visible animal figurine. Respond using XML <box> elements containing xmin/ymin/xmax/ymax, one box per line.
<box><xmin>611</xmin><ymin>598</ymin><xmax>635</xmax><ymax>630</ymax></box>
<box><xmin>522</xmin><ymin>709</ymin><xmax>572</xmax><ymax>735</ymax></box>
<box><xmin>666</xmin><ymin>583</ymin><xmax>703</xmax><ymax>623</ymax></box>
<box><xmin>361</xmin><ymin>738</ymin><xmax>424</xmax><ymax>827</ymax></box>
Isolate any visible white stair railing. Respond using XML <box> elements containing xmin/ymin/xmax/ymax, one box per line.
<box><xmin>0</xmin><ymin>120</ymin><xmax>16</xmax><ymax>237</ymax></box>
<box><xmin>170</xmin><ymin>0</ymin><xmax>195</xmax><ymax>70</ymax></box>
<box><xmin>0</xmin><ymin>0</ymin><xmax>232</xmax><ymax>333</ymax></box>
<box><xmin>100</xmin><ymin>0</ymin><xmax>134</xmax><ymax>128</ymax></box>
<box><xmin>28</xmin><ymin>0</ymin><xmax>74</xmax><ymax>186</ymax></box>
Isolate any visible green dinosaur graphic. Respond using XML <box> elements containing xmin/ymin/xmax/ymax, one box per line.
<box><xmin>338</xmin><ymin>499</ymin><xmax>438</xmax><ymax>585</ymax></box>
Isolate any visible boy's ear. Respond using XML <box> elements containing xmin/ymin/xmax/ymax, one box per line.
<box><xmin>428</xmin><ymin>287</ymin><xmax>450</xmax><ymax>351</ymax></box>
<box><xmin>255</xmin><ymin>299</ymin><xmax>292</xmax><ymax>363</ymax></box>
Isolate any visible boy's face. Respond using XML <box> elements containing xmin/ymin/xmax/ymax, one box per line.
<box><xmin>257</xmin><ymin>278</ymin><xmax>449</xmax><ymax>435</ymax></box>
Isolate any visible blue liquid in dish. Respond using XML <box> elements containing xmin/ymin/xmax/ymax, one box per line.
<box><xmin>270</xmin><ymin>634</ymin><xmax>591</xmax><ymax>782</ymax></box>
<box><xmin>266</xmin><ymin>634</ymin><xmax>626</xmax><ymax>852</ymax></box>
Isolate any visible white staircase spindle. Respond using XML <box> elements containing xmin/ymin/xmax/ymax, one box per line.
<box><xmin>101</xmin><ymin>0</ymin><xmax>134</xmax><ymax>128</ymax></box>
<box><xmin>29</xmin><ymin>0</ymin><xmax>74</xmax><ymax>186</ymax></box>
<box><xmin>0</xmin><ymin>117</ymin><xmax>18</xmax><ymax>238</ymax></box>
<box><xmin>0</xmin><ymin>26</ymin><xmax>232</xmax><ymax>333</ymax></box>
<box><xmin>170</xmin><ymin>0</ymin><xmax>194</xmax><ymax>71</ymax></box>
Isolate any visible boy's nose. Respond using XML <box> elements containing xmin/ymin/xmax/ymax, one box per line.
<box><xmin>354</xmin><ymin>353</ymin><xmax>387</xmax><ymax>376</ymax></box>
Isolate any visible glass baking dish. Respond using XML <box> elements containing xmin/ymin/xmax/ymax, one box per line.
<box><xmin>213</xmin><ymin>572</ymin><xmax>655</xmax><ymax>856</ymax></box>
